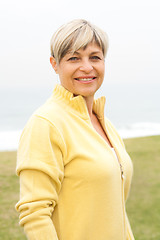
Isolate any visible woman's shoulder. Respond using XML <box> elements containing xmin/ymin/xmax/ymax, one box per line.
<box><xmin>20</xmin><ymin>96</ymin><xmax>67</xmax><ymax>139</ymax></box>
<box><xmin>34</xmin><ymin>96</ymin><xmax>67</xmax><ymax>124</ymax></box>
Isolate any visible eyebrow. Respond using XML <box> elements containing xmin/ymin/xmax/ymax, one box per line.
<box><xmin>73</xmin><ymin>51</ymin><xmax>102</xmax><ymax>55</ymax></box>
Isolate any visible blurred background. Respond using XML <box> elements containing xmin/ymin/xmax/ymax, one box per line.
<box><xmin>0</xmin><ymin>2</ymin><xmax>160</xmax><ymax>239</ymax></box>
<box><xmin>0</xmin><ymin>0</ymin><xmax>160</xmax><ymax>150</ymax></box>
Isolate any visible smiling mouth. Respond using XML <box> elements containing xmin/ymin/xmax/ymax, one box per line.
<box><xmin>74</xmin><ymin>77</ymin><xmax>96</xmax><ymax>82</ymax></box>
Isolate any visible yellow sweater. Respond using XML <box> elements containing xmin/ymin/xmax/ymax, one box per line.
<box><xmin>16</xmin><ymin>84</ymin><xmax>134</xmax><ymax>240</ymax></box>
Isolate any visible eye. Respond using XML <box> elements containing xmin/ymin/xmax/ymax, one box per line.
<box><xmin>90</xmin><ymin>56</ymin><xmax>101</xmax><ymax>60</ymax></box>
<box><xmin>68</xmin><ymin>57</ymin><xmax>79</xmax><ymax>61</ymax></box>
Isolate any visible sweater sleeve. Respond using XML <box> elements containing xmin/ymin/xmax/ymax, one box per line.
<box><xmin>15</xmin><ymin>115</ymin><xmax>66</xmax><ymax>240</ymax></box>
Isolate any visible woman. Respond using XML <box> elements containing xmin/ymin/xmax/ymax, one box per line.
<box><xmin>16</xmin><ymin>19</ymin><xmax>134</xmax><ymax>240</ymax></box>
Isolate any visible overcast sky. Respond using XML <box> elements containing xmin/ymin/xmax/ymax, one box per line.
<box><xmin>0</xmin><ymin>0</ymin><xmax>160</xmax><ymax>88</ymax></box>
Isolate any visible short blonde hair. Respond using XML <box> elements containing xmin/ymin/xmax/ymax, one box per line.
<box><xmin>50</xmin><ymin>19</ymin><xmax>109</xmax><ymax>63</ymax></box>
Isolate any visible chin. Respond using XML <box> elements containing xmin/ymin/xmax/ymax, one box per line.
<box><xmin>74</xmin><ymin>88</ymin><xmax>99</xmax><ymax>98</ymax></box>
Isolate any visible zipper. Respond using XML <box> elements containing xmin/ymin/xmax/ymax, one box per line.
<box><xmin>97</xmin><ymin>117</ymin><xmax>126</xmax><ymax>238</ymax></box>
<box><xmin>110</xmin><ymin>147</ymin><xmax>124</xmax><ymax>180</ymax></box>
<box><xmin>96</xmin><ymin>117</ymin><xmax>124</xmax><ymax>180</ymax></box>
<box><xmin>119</xmin><ymin>162</ymin><xmax>124</xmax><ymax>180</ymax></box>
<box><xmin>88</xmin><ymin>115</ymin><xmax>126</xmax><ymax>238</ymax></box>
<box><xmin>111</xmin><ymin>146</ymin><xmax>126</xmax><ymax>239</ymax></box>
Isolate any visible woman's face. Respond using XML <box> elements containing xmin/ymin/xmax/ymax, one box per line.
<box><xmin>51</xmin><ymin>42</ymin><xmax>105</xmax><ymax>99</ymax></box>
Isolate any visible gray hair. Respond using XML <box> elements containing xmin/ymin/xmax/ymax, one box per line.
<box><xmin>50</xmin><ymin>19</ymin><xmax>109</xmax><ymax>63</ymax></box>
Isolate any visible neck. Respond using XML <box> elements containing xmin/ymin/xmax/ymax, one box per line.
<box><xmin>83</xmin><ymin>95</ymin><xmax>94</xmax><ymax>118</ymax></box>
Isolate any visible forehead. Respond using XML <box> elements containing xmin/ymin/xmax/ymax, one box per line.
<box><xmin>68</xmin><ymin>42</ymin><xmax>103</xmax><ymax>55</ymax></box>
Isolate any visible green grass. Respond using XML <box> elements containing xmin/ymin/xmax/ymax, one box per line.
<box><xmin>0</xmin><ymin>135</ymin><xmax>160</xmax><ymax>239</ymax></box>
<box><xmin>0</xmin><ymin>151</ymin><xmax>26</xmax><ymax>240</ymax></box>
<box><xmin>124</xmin><ymin>135</ymin><xmax>160</xmax><ymax>240</ymax></box>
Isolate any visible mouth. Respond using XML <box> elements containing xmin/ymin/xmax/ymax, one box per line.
<box><xmin>74</xmin><ymin>77</ymin><xmax>96</xmax><ymax>82</ymax></box>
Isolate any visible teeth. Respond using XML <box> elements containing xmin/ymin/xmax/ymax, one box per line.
<box><xmin>76</xmin><ymin>78</ymin><xmax>94</xmax><ymax>81</ymax></box>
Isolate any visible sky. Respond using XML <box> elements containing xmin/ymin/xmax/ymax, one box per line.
<box><xmin>0</xmin><ymin>0</ymin><xmax>160</xmax><ymax>88</ymax></box>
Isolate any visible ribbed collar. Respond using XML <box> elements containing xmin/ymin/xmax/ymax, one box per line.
<box><xmin>52</xmin><ymin>84</ymin><xmax>106</xmax><ymax>120</ymax></box>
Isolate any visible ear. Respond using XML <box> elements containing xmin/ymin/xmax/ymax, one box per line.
<box><xmin>50</xmin><ymin>56</ymin><xmax>58</xmax><ymax>73</ymax></box>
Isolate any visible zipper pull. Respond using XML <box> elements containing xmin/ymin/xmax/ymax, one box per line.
<box><xmin>119</xmin><ymin>163</ymin><xmax>124</xmax><ymax>179</ymax></box>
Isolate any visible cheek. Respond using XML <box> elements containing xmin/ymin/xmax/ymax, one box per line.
<box><xmin>60</xmin><ymin>65</ymin><xmax>74</xmax><ymax>77</ymax></box>
<box><xmin>97</xmin><ymin>61</ymin><xmax>105</xmax><ymax>72</ymax></box>
<box><xmin>99</xmin><ymin>65</ymin><xmax>105</xmax><ymax>77</ymax></box>
<box><xmin>58</xmin><ymin>67</ymin><xmax>75</xmax><ymax>85</ymax></box>
<box><xmin>58</xmin><ymin>66</ymin><xmax>68</xmax><ymax>79</ymax></box>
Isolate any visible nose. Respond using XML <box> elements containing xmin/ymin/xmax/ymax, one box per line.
<box><xmin>79</xmin><ymin>59</ymin><xmax>93</xmax><ymax>73</ymax></box>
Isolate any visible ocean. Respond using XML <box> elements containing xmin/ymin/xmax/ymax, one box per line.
<box><xmin>0</xmin><ymin>83</ymin><xmax>160</xmax><ymax>151</ymax></box>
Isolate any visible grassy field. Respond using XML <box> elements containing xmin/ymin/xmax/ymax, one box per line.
<box><xmin>124</xmin><ymin>135</ymin><xmax>160</xmax><ymax>240</ymax></box>
<box><xmin>0</xmin><ymin>135</ymin><xmax>160</xmax><ymax>240</ymax></box>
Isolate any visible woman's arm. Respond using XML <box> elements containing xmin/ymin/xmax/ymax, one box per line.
<box><xmin>15</xmin><ymin>115</ymin><xmax>66</xmax><ymax>240</ymax></box>
<box><xmin>17</xmin><ymin>170</ymin><xmax>60</xmax><ymax>240</ymax></box>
